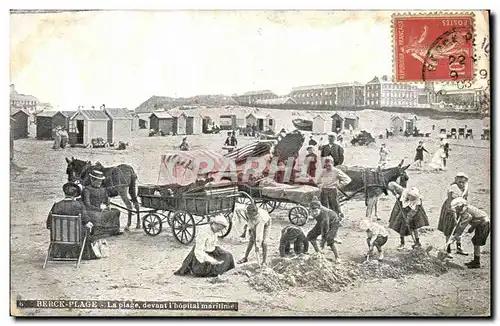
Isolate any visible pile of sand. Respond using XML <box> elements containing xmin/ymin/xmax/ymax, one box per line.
<box><xmin>359</xmin><ymin>249</ymin><xmax>449</xmax><ymax>279</ymax></box>
<box><xmin>245</xmin><ymin>254</ymin><xmax>359</xmax><ymax>293</ymax></box>
<box><xmin>240</xmin><ymin>250</ymin><xmax>449</xmax><ymax>293</ymax></box>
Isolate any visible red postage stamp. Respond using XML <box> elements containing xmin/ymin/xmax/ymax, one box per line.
<box><xmin>393</xmin><ymin>14</ymin><xmax>474</xmax><ymax>82</ymax></box>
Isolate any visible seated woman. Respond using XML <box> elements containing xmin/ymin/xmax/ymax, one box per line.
<box><xmin>82</xmin><ymin>170</ymin><xmax>122</xmax><ymax>236</ymax></box>
<box><xmin>46</xmin><ymin>183</ymin><xmax>100</xmax><ymax>260</ymax></box>
<box><xmin>174</xmin><ymin>215</ymin><xmax>235</xmax><ymax>277</ymax></box>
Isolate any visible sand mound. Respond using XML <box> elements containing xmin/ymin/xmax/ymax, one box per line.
<box><xmin>245</xmin><ymin>254</ymin><xmax>359</xmax><ymax>293</ymax></box>
<box><xmin>359</xmin><ymin>249</ymin><xmax>449</xmax><ymax>279</ymax></box>
<box><xmin>241</xmin><ymin>249</ymin><xmax>449</xmax><ymax>293</ymax></box>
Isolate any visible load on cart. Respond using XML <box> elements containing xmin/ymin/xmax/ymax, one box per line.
<box><xmin>231</xmin><ymin>133</ymin><xmax>321</xmax><ymax>226</ymax></box>
<box><xmin>137</xmin><ymin>149</ymin><xmax>249</xmax><ymax>245</ymax></box>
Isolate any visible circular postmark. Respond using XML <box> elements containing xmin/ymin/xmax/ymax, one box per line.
<box><xmin>422</xmin><ymin>26</ymin><xmax>474</xmax><ymax>81</ymax></box>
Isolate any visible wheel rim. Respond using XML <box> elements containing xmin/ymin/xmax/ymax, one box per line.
<box><xmin>142</xmin><ymin>213</ymin><xmax>162</xmax><ymax>236</ymax></box>
<box><xmin>259</xmin><ymin>200</ymin><xmax>276</xmax><ymax>213</ymax></box>
<box><xmin>289</xmin><ymin>206</ymin><xmax>308</xmax><ymax>226</ymax></box>
<box><xmin>216</xmin><ymin>212</ymin><xmax>233</xmax><ymax>238</ymax></box>
<box><xmin>172</xmin><ymin>211</ymin><xmax>195</xmax><ymax>244</ymax></box>
<box><xmin>236</xmin><ymin>196</ymin><xmax>252</xmax><ymax>205</ymax></box>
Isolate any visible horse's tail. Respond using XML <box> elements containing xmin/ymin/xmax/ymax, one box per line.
<box><xmin>128</xmin><ymin>166</ymin><xmax>139</xmax><ymax>205</ymax></box>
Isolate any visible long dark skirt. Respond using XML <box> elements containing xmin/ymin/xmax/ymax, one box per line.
<box><xmin>88</xmin><ymin>208</ymin><xmax>121</xmax><ymax>238</ymax></box>
<box><xmin>388</xmin><ymin>203</ymin><xmax>429</xmax><ymax>236</ymax></box>
<box><xmin>437</xmin><ymin>197</ymin><xmax>469</xmax><ymax>237</ymax></box>
<box><xmin>174</xmin><ymin>246</ymin><xmax>235</xmax><ymax>277</ymax></box>
<box><xmin>49</xmin><ymin>234</ymin><xmax>99</xmax><ymax>260</ymax></box>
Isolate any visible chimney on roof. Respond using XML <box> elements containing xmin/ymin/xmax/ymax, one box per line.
<box><xmin>91</xmin><ymin>106</ymin><xmax>95</xmax><ymax>110</ymax></box>
<box><xmin>100</xmin><ymin>104</ymin><xmax>105</xmax><ymax>110</ymax></box>
<box><xmin>382</xmin><ymin>75</ymin><xmax>388</xmax><ymax>82</ymax></box>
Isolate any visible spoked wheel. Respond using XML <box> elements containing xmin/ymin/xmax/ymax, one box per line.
<box><xmin>216</xmin><ymin>212</ymin><xmax>233</xmax><ymax>238</ymax></box>
<box><xmin>157</xmin><ymin>211</ymin><xmax>172</xmax><ymax>227</ymax></box>
<box><xmin>288</xmin><ymin>206</ymin><xmax>309</xmax><ymax>226</ymax></box>
<box><xmin>259</xmin><ymin>200</ymin><xmax>277</xmax><ymax>214</ymax></box>
<box><xmin>171</xmin><ymin>211</ymin><xmax>196</xmax><ymax>245</ymax></box>
<box><xmin>236</xmin><ymin>195</ymin><xmax>252</xmax><ymax>205</ymax></box>
<box><xmin>142</xmin><ymin>213</ymin><xmax>163</xmax><ymax>236</ymax></box>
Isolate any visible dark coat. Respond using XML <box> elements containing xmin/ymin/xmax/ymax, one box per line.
<box><xmin>320</xmin><ymin>143</ymin><xmax>344</xmax><ymax>166</ymax></box>
<box><xmin>46</xmin><ymin>198</ymin><xmax>90</xmax><ymax>229</ymax></box>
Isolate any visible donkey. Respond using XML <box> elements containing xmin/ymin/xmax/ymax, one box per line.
<box><xmin>65</xmin><ymin>157</ymin><xmax>141</xmax><ymax>230</ymax></box>
<box><xmin>339</xmin><ymin>159</ymin><xmax>410</xmax><ymax>221</ymax></box>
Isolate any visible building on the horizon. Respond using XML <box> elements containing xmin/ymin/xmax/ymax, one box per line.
<box><xmin>365</xmin><ymin>75</ymin><xmax>418</xmax><ymax>108</ymax></box>
<box><xmin>336</xmin><ymin>82</ymin><xmax>365</xmax><ymax>107</ymax></box>
<box><xmin>233</xmin><ymin>90</ymin><xmax>278</xmax><ymax>105</ymax></box>
<box><xmin>289</xmin><ymin>84</ymin><xmax>338</xmax><ymax>106</ymax></box>
<box><xmin>433</xmin><ymin>88</ymin><xmax>488</xmax><ymax>112</ymax></box>
<box><xmin>10</xmin><ymin>84</ymin><xmax>40</xmax><ymax>117</ymax></box>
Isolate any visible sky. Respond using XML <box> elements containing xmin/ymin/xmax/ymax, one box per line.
<box><xmin>9</xmin><ymin>10</ymin><xmax>488</xmax><ymax>110</ymax></box>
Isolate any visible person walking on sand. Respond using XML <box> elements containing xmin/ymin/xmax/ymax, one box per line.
<box><xmin>450</xmin><ymin>198</ymin><xmax>490</xmax><ymax>269</ymax></box>
<box><xmin>414</xmin><ymin>141</ymin><xmax>429</xmax><ymax>168</ymax></box>
<box><xmin>378</xmin><ymin>143</ymin><xmax>389</xmax><ymax>169</ymax></box>
<box><xmin>437</xmin><ymin>173</ymin><xmax>470</xmax><ymax>258</ymax></box>
<box><xmin>387</xmin><ymin>181</ymin><xmax>430</xmax><ymax>250</ymax></box>
<box><xmin>307</xmin><ymin>197</ymin><xmax>343</xmax><ymax>263</ymax></box>
<box><xmin>429</xmin><ymin>135</ymin><xmax>447</xmax><ymax>171</ymax></box>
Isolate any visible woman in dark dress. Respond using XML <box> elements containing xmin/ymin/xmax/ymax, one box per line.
<box><xmin>174</xmin><ymin>215</ymin><xmax>235</xmax><ymax>277</ymax></box>
<box><xmin>437</xmin><ymin>173</ymin><xmax>470</xmax><ymax>258</ymax></box>
<box><xmin>82</xmin><ymin>170</ymin><xmax>122</xmax><ymax>237</ymax></box>
<box><xmin>388</xmin><ymin>182</ymin><xmax>429</xmax><ymax>250</ymax></box>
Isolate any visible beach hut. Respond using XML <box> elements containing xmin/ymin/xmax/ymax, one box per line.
<box><xmin>149</xmin><ymin>111</ymin><xmax>176</xmax><ymax>134</ymax></box>
<box><xmin>331</xmin><ymin>113</ymin><xmax>344</xmax><ymax>132</ymax></box>
<box><xmin>10</xmin><ymin>109</ymin><xmax>31</xmax><ymax>139</ymax></box>
<box><xmin>390</xmin><ymin>115</ymin><xmax>416</xmax><ymax>135</ymax></box>
<box><xmin>246</xmin><ymin>113</ymin><xmax>269</xmax><ymax>132</ymax></box>
<box><xmin>69</xmin><ymin>110</ymin><xmax>110</xmax><ymax>146</ymax></box>
<box><xmin>219</xmin><ymin>114</ymin><xmax>237</xmax><ymax>130</ymax></box>
<box><xmin>312</xmin><ymin>114</ymin><xmax>330</xmax><ymax>134</ymax></box>
<box><xmin>180</xmin><ymin>111</ymin><xmax>203</xmax><ymax>135</ymax></box>
<box><xmin>104</xmin><ymin>108</ymin><xmax>134</xmax><ymax>143</ymax></box>
<box><xmin>35</xmin><ymin>111</ymin><xmax>72</xmax><ymax>139</ymax></box>
<box><xmin>343</xmin><ymin>114</ymin><xmax>359</xmax><ymax>130</ymax></box>
<box><xmin>10</xmin><ymin>117</ymin><xmax>15</xmax><ymax>161</ymax></box>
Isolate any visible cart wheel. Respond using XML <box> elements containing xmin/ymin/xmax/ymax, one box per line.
<box><xmin>104</xmin><ymin>143</ymin><xmax>110</xmax><ymax>148</ymax></box>
<box><xmin>157</xmin><ymin>211</ymin><xmax>172</xmax><ymax>227</ymax></box>
<box><xmin>172</xmin><ymin>211</ymin><xmax>196</xmax><ymax>245</ymax></box>
<box><xmin>288</xmin><ymin>206</ymin><xmax>308</xmax><ymax>226</ymax></box>
<box><xmin>142</xmin><ymin>213</ymin><xmax>162</xmax><ymax>236</ymax></box>
<box><xmin>216</xmin><ymin>212</ymin><xmax>233</xmax><ymax>238</ymax></box>
<box><xmin>259</xmin><ymin>200</ymin><xmax>277</xmax><ymax>214</ymax></box>
<box><xmin>236</xmin><ymin>195</ymin><xmax>252</xmax><ymax>205</ymax></box>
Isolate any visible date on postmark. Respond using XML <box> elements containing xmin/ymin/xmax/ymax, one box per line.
<box><xmin>393</xmin><ymin>14</ymin><xmax>474</xmax><ymax>82</ymax></box>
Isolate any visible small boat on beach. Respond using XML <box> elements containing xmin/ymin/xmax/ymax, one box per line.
<box><xmin>292</xmin><ymin>119</ymin><xmax>313</xmax><ymax>131</ymax></box>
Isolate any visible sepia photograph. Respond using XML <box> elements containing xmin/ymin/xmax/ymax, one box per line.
<box><xmin>9</xmin><ymin>9</ymin><xmax>491</xmax><ymax>317</ymax></box>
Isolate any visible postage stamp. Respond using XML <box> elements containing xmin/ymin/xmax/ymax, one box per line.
<box><xmin>393</xmin><ymin>13</ymin><xmax>475</xmax><ymax>82</ymax></box>
<box><xmin>10</xmin><ymin>10</ymin><xmax>490</xmax><ymax>318</ymax></box>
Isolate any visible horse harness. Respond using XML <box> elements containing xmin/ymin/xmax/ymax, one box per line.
<box><xmin>337</xmin><ymin>169</ymin><xmax>388</xmax><ymax>206</ymax></box>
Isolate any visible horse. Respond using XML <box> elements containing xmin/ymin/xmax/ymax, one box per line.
<box><xmin>65</xmin><ymin>157</ymin><xmax>141</xmax><ymax>230</ymax></box>
<box><xmin>338</xmin><ymin>159</ymin><xmax>410</xmax><ymax>221</ymax></box>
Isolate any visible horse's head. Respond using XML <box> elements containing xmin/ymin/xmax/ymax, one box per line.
<box><xmin>65</xmin><ymin>157</ymin><xmax>92</xmax><ymax>182</ymax></box>
<box><xmin>381</xmin><ymin>159</ymin><xmax>410</xmax><ymax>188</ymax></box>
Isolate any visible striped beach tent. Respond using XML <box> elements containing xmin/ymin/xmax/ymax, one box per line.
<box><xmin>158</xmin><ymin>149</ymin><xmax>227</xmax><ymax>186</ymax></box>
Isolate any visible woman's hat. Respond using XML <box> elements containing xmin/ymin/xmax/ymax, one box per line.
<box><xmin>90</xmin><ymin>170</ymin><xmax>105</xmax><ymax>180</ymax></box>
<box><xmin>406</xmin><ymin>187</ymin><xmax>421</xmax><ymax>199</ymax></box>
<box><xmin>450</xmin><ymin>197</ymin><xmax>467</xmax><ymax>209</ymax></box>
<box><xmin>455</xmin><ymin>172</ymin><xmax>469</xmax><ymax>180</ymax></box>
<box><xmin>62</xmin><ymin>182</ymin><xmax>82</xmax><ymax>197</ymax></box>
<box><xmin>310</xmin><ymin>196</ymin><xmax>321</xmax><ymax>209</ymax></box>
<box><xmin>211</xmin><ymin>214</ymin><xmax>229</xmax><ymax>228</ymax></box>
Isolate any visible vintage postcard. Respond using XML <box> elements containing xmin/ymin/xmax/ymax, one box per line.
<box><xmin>10</xmin><ymin>10</ymin><xmax>491</xmax><ymax>317</ymax></box>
